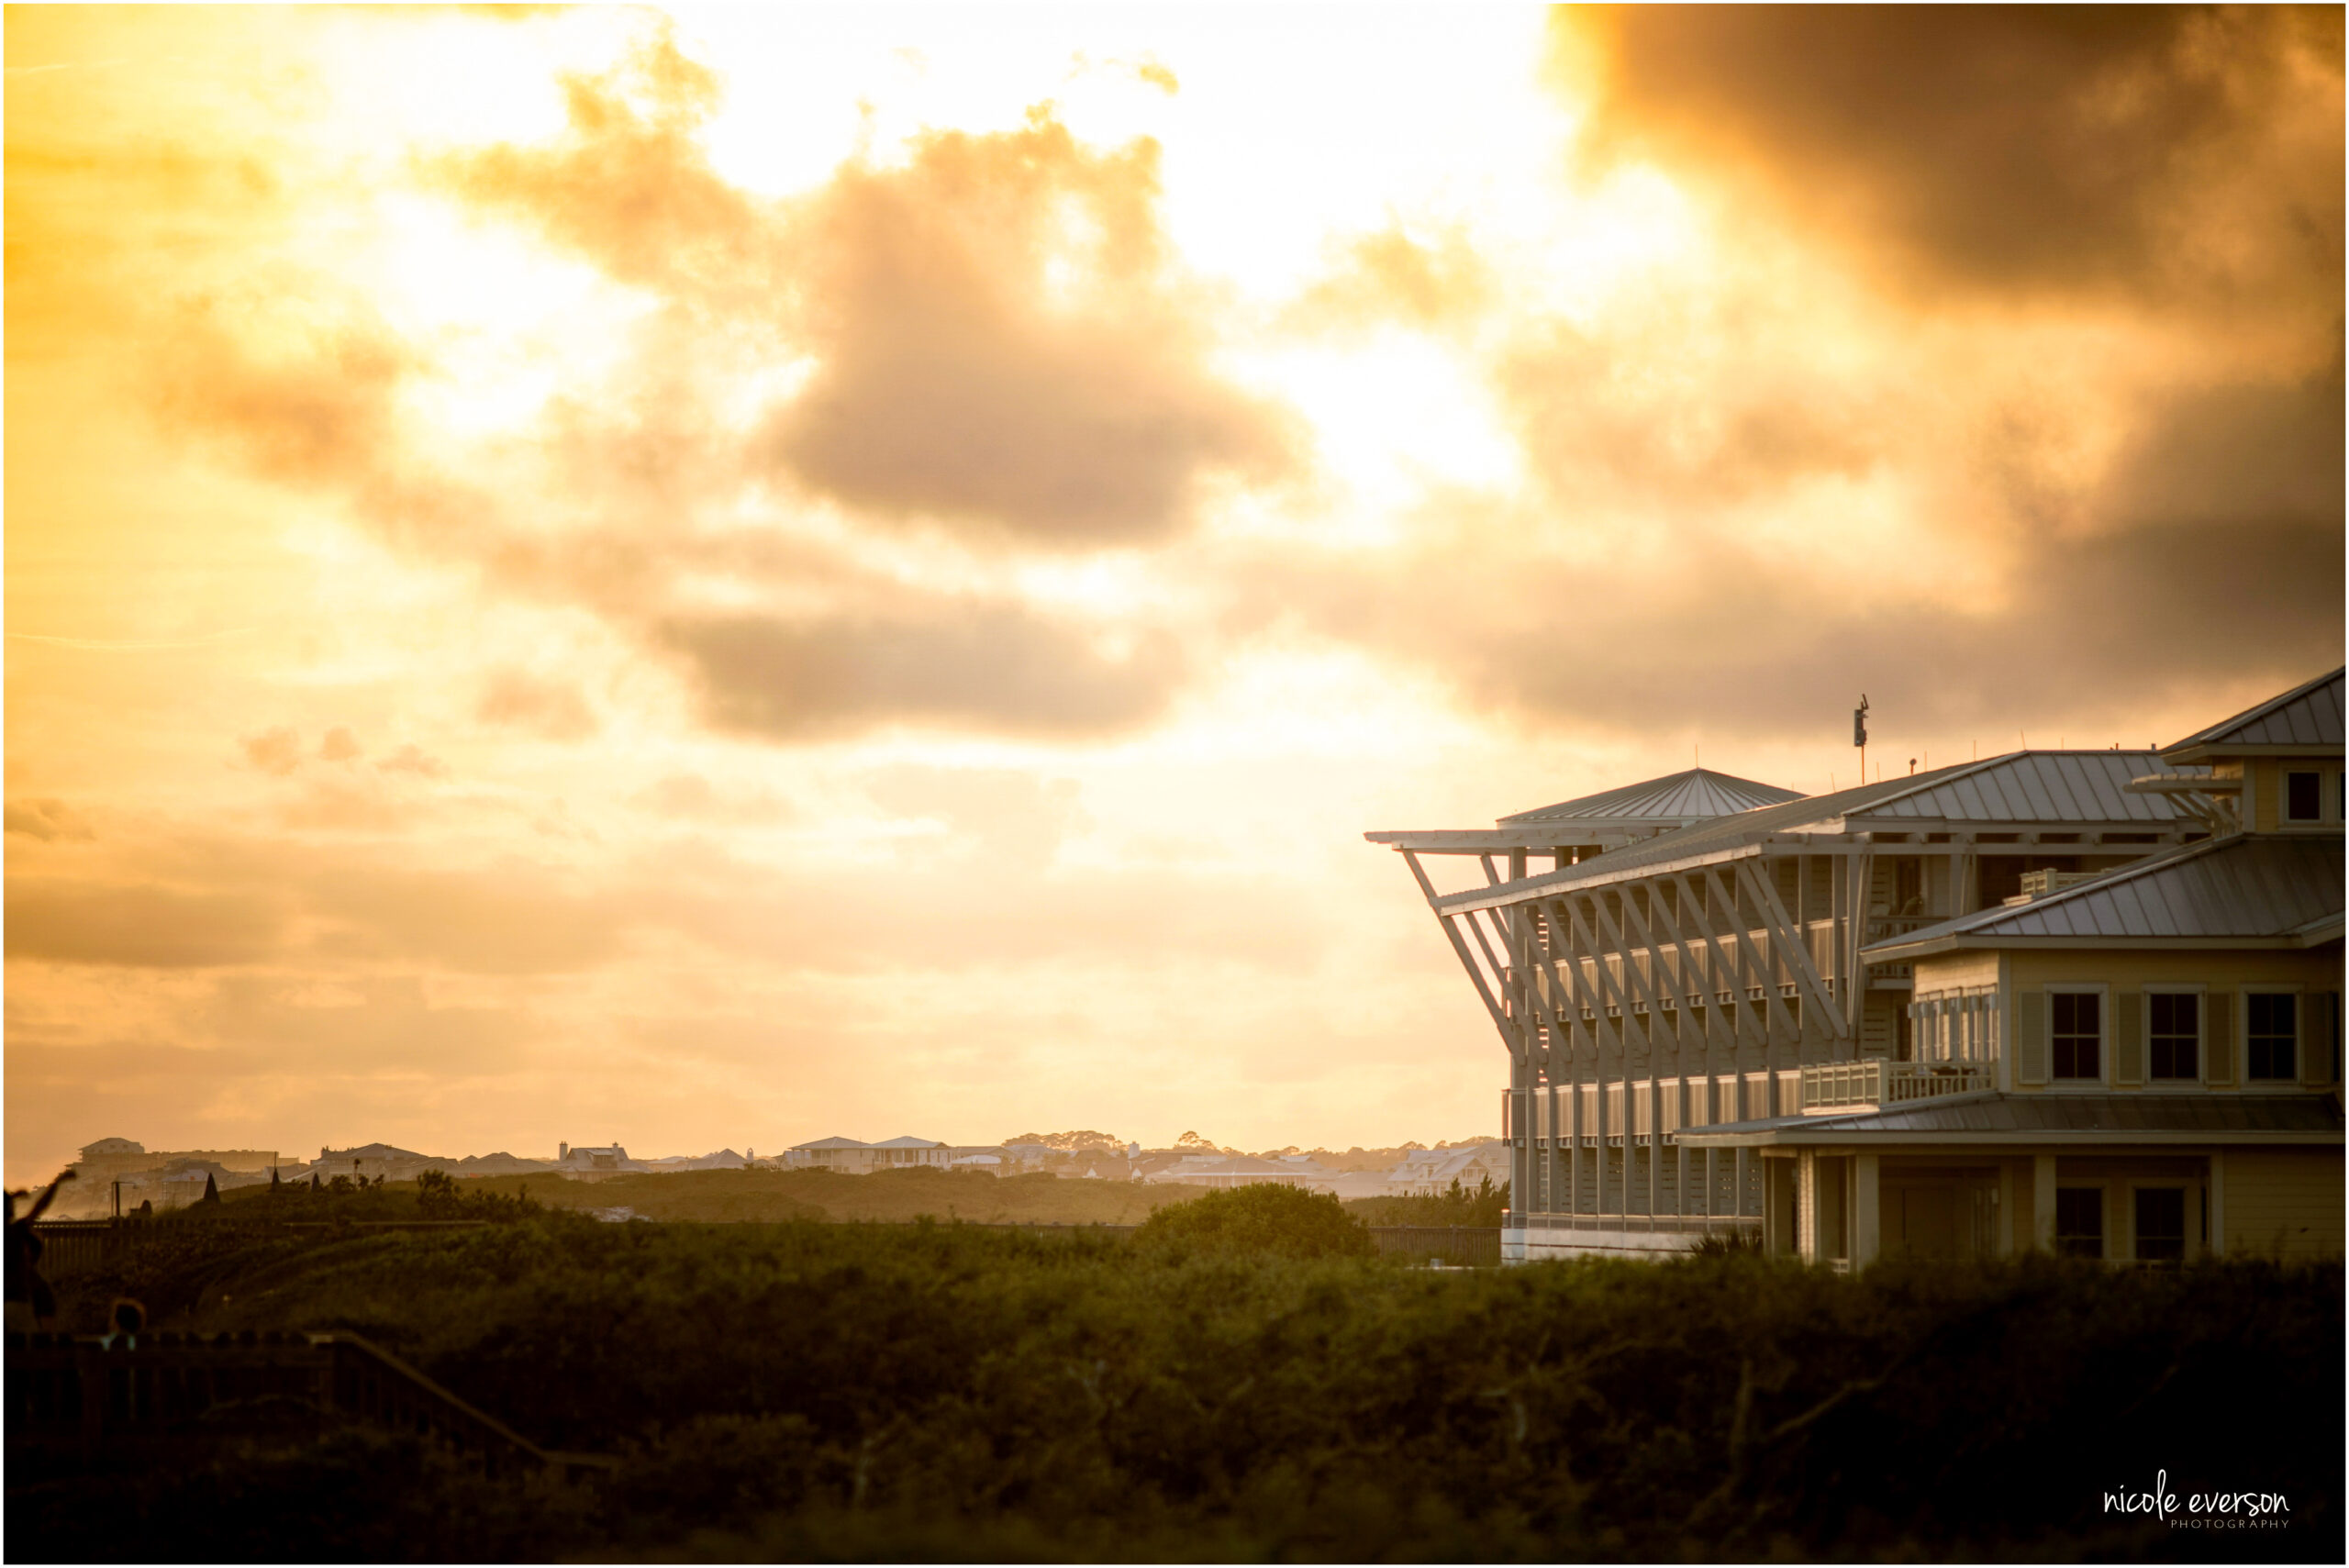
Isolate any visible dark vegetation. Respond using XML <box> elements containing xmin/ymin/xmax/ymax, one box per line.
<box><xmin>12</xmin><ymin>1186</ymin><xmax>2338</xmax><ymax>1562</ymax></box>
<box><xmin>208</xmin><ymin>1165</ymin><xmax>1186</xmax><ymax>1226</ymax></box>
<box><xmin>1341</xmin><ymin>1173</ymin><xmax>1508</xmax><ymax>1228</ymax></box>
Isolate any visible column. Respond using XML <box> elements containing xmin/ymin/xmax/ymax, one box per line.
<box><xmin>1854</xmin><ymin>1152</ymin><xmax>1880</xmax><ymax>1268</ymax></box>
<box><xmin>2032</xmin><ymin>1151</ymin><xmax>2056</xmax><ymax>1252</ymax></box>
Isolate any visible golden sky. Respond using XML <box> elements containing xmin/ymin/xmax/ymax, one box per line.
<box><xmin>6</xmin><ymin>6</ymin><xmax>2342</xmax><ymax>1182</ymax></box>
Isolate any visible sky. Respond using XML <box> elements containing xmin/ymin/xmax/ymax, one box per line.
<box><xmin>6</xmin><ymin>5</ymin><xmax>2342</xmax><ymax>1184</ymax></box>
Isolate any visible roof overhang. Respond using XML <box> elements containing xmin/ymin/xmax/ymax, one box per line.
<box><xmin>2164</xmin><ymin>742</ymin><xmax>2344</xmax><ymax>764</ymax></box>
<box><xmin>1679</xmin><ymin>1126</ymin><xmax>2344</xmax><ymax>1149</ymax></box>
<box><xmin>1866</xmin><ymin>926</ymin><xmax>2344</xmax><ymax>962</ymax></box>
<box><xmin>1364</xmin><ymin>828</ymin><xmax>1645</xmax><ymax>854</ymax></box>
<box><xmin>1432</xmin><ymin>840</ymin><xmax>1771</xmax><ymax>913</ymax></box>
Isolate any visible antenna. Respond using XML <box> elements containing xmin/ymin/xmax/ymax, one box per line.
<box><xmin>1854</xmin><ymin>695</ymin><xmax>1869</xmax><ymax>788</ymax></box>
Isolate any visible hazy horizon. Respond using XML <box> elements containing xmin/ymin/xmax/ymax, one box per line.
<box><xmin>8</xmin><ymin>6</ymin><xmax>2342</xmax><ymax>1188</ymax></box>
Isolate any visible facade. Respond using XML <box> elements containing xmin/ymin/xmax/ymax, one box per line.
<box><xmin>1370</xmin><ymin>679</ymin><xmax>2344</xmax><ymax>1265</ymax></box>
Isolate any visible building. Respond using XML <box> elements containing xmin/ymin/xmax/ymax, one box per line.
<box><xmin>786</xmin><ymin>1137</ymin><xmax>1006</xmax><ymax>1173</ymax></box>
<box><xmin>56</xmin><ymin>1140</ymin><xmax>281</xmax><ymax>1218</ymax></box>
<box><xmin>1369</xmin><ymin>678</ymin><xmax>2343</xmax><ymax>1264</ymax></box>
<box><xmin>553</xmin><ymin>1143</ymin><xmax>647</xmax><ymax>1174</ymax></box>
<box><xmin>1141</xmin><ymin>1153</ymin><xmax>1340</xmax><ymax>1191</ymax></box>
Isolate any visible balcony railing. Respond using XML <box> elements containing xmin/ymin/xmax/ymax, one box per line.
<box><xmin>1801</xmin><ymin>1060</ymin><xmax>1995</xmax><ymax>1111</ymax></box>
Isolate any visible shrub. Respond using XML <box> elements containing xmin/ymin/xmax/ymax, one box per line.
<box><xmin>1133</xmin><ymin>1182</ymin><xmax>1375</xmax><ymax>1260</ymax></box>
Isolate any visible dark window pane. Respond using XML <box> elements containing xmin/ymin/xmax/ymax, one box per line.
<box><xmin>2150</xmin><ymin>993</ymin><xmax>2199</xmax><ymax>1080</ymax></box>
<box><xmin>2248</xmin><ymin>994</ymin><xmax>2297</xmax><ymax>1079</ymax></box>
<box><xmin>2056</xmin><ymin>1188</ymin><xmax>2103</xmax><ymax>1259</ymax></box>
<box><xmin>2053</xmin><ymin>993</ymin><xmax>2100</xmax><ymax>1078</ymax></box>
<box><xmin>2135</xmin><ymin>1188</ymin><xmax>2186</xmax><ymax>1263</ymax></box>
<box><xmin>2286</xmin><ymin>771</ymin><xmax>2321</xmax><ymax>821</ymax></box>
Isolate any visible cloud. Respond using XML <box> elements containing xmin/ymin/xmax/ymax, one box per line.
<box><xmin>6</xmin><ymin>882</ymin><xmax>289</xmax><ymax>968</ymax></box>
<box><xmin>318</xmin><ymin>726</ymin><xmax>363</xmax><ymax>762</ymax></box>
<box><xmin>476</xmin><ymin>669</ymin><xmax>599</xmax><ymax>741</ymax></box>
<box><xmin>375</xmin><ymin>743</ymin><xmax>447</xmax><ymax>779</ymax></box>
<box><xmin>656</xmin><ymin>600</ymin><xmax>1185</xmax><ymax>742</ymax></box>
<box><xmin>1283</xmin><ymin>224</ymin><xmax>1494</xmax><ymax>337</ymax></box>
<box><xmin>1558</xmin><ymin>6</ymin><xmax>2344</xmax><ymax>314</ymax></box>
<box><xmin>861</xmin><ymin>765</ymin><xmax>1089</xmax><ymax>863</ymax></box>
<box><xmin>629</xmin><ymin>773</ymin><xmax>792</xmax><ymax>827</ymax></box>
<box><xmin>437</xmin><ymin>38</ymin><xmax>1297</xmax><ymax>549</ymax></box>
<box><xmin>239</xmin><ymin>726</ymin><xmax>305</xmax><ymax>776</ymax></box>
<box><xmin>5</xmin><ymin>799</ymin><xmax>95</xmax><ymax>842</ymax></box>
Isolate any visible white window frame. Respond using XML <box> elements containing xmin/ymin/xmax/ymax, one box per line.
<box><xmin>2278</xmin><ymin>764</ymin><xmax>2339</xmax><ymax>830</ymax></box>
<box><xmin>2046</xmin><ymin>984</ymin><xmax>2110</xmax><ymax>1087</ymax></box>
<box><xmin>2142</xmin><ymin>983</ymin><xmax>2208</xmax><ymax>1089</ymax></box>
<box><xmin>2241</xmin><ymin>984</ymin><xmax>2305</xmax><ymax>1084</ymax></box>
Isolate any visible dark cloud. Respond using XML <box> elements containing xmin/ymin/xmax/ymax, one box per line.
<box><xmin>318</xmin><ymin>726</ymin><xmax>362</xmax><ymax>762</ymax></box>
<box><xmin>6</xmin><ymin>883</ymin><xmax>289</xmax><ymax>968</ymax></box>
<box><xmin>759</xmin><ymin>115</ymin><xmax>1296</xmax><ymax>545</ymax></box>
<box><xmin>1562</xmin><ymin>6</ymin><xmax>2343</xmax><ymax>309</ymax></box>
<box><xmin>1256</xmin><ymin>505</ymin><xmax>2342</xmax><ymax>743</ymax></box>
<box><xmin>657</xmin><ymin>601</ymin><xmax>1184</xmax><ymax>741</ymax></box>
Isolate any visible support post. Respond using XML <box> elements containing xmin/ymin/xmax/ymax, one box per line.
<box><xmin>2032</xmin><ymin>1152</ymin><xmax>2057</xmax><ymax>1253</ymax></box>
<box><xmin>1854</xmin><ymin>1151</ymin><xmax>1879</xmax><ymax>1269</ymax></box>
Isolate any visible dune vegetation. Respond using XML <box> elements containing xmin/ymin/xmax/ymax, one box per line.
<box><xmin>17</xmin><ymin>1186</ymin><xmax>2339</xmax><ymax>1562</ymax></box>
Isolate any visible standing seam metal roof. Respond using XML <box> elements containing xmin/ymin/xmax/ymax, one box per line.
<box><xmin>2165</xmin><ymin>667</ymin><xmax>2345</xmax><ymax>751</ymax></box>
<box><xmin>1497</xmin><ymin>767</ymin><xmax>1802</xmax><ymax>825</ymax></box>
<box><xmin>1862</xmin><ymin>832</ymin><xmax>2343</xmax><ymax>948</ymax></box>
<box><xmin>1512</xmin><ymin>752</ymin><xmax>2199</xmax><ymax>887</ymax></box>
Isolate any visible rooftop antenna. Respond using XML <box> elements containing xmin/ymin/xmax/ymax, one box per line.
<box><xmin>1854</xmin><ymin>695</ymin><xmax>1869</xmax><ymax>789</ymax></box>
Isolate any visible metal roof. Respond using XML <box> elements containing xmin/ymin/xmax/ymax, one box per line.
<box><xmin>1864</xmin><ymin>751</ymin><xmax>2196</xmax><ymax>823</ymax></box>
<box><xmin>1864</xmin><ymin>832</ymin><xmax>2344</xmax><ymax>956</ymax></box>
<box><xmin>1498</xmin><ymin>768</ymin><xmax>1802</xmax><ymax>827</ymax></box>
<box><xmin>2165</xmin><ymin>667</ymin><xmax>2345</xmax><ymax>757</ymax></box>
<box><xmin>1442</xmin><ymin>752</ymin><xmax>2203</xmax><ymax>907</ymax></box>
<box><xmin>1678</xmin><ymin>1092</ymin><xmax>2343</xmax><ymax>1145</ymax></box>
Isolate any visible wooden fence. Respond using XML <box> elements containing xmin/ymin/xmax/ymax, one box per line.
<box><xmin>1368</xmin><ymin>1226</ymin><xmax>1502</xmax><ymax>1266</ymax></box>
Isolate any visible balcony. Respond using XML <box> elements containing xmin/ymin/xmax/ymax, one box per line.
<box><xmin>1801</xmin><ymin>1059</ymin><xmax>1995</xmax><ymax>1112</ymax></box>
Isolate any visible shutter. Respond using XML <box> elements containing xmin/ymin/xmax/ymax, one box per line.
<box><xmin>2016</xmin><ymin>991</ymin><xmax>2047</xmax><ymax>1085</ymax></box>
<box><xmin>2115</xmin><ymin>990</ymin><xmax>2143</xmax><ymax>1085</ymax></box>
<box><xmin>2299</xmin><ymin>993</ymin><xmax>2335</xmax><ymax>1086</ymax></box>
<box><xmin>2206</xmin><ymin>993</ymin><xmax>2235</xmax><ymax>1084</ymax></box>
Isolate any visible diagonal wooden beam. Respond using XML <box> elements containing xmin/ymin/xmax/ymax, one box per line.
<box><xmin>1702</xmin><ymin>864</ymin><xmax>1801</xmax><ymax>1047</ymax></box>
<box><xmin>1672</xmin><ymin>870</ymin><xmax>1761</xmax><ymax>1060</ymax></box>
<box><xmin>1738</xmin><ymin>860</ymin><xmax>1850</xmax><ymax>1041</ymax></box>
<box><xmin>1403</xmin><ymin>850</ymin><xmax>1516</xmax><ymax>1054</ymax></box>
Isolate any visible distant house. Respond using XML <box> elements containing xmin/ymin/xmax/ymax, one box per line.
<box><xmin>1142</xmin><ymin>1153</ymin><xmax>1339</xmax><ymax>1191</ymax></box>
<box><xmin>787</xmin><ymin>1137</ymin><xmax>1007</xmax><ymax>1173</ymax></box>
<box><xmin>58</xmin><ymin>1141</ymin><xmax>282</xmax><ymax>1218</ymax></box>
<box><xmin>1382</xmin><ymin>1142</ymin><xmax>1510</xmax><ymax>1195</ymax></box>
<box><xmin>639</xmin><ymin>1149</ymin><xmax>748</xmax><ymax>1173</ymax></box>
<box><xmin>554</xmin><ymin>1143</ymin><xmax>648</xmax><ymax>1174</ymax></box>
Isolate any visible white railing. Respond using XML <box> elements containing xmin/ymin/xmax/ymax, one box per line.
<box><xmin>1801</xmin><ymin>1061</ymin><xmax>1995</xmax><ymax>1110</ymax></box>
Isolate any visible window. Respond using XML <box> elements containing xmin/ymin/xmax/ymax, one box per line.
<box><xmin>2148</xmin><ymin>993</ymin><xmax>2199</xmax><ymax>1081</ymax></box>
<box><xmin>2052</xmin><ymin>992</ymin><xmax>2101</xmax><ymax>1080</ymax></box>
<box><xmin>2135</xmin><ymin>1188</ymin><xmax>2186</xmax><ymax>1264</ymax></box>
<box><xmin>2246</xmin><ymin>993</ymin><xmax>2298</xmax><ymax>1080</ymax></box>
<box><xmin>2285</xmin><ymin>771</ymin><xmax>2322</xmax><ymax>823</ymax></box>
<box><xmin>2055</xmin><ymin>1188</ymin><xmax>2104</xmax><ymax>1259</ymax></box>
